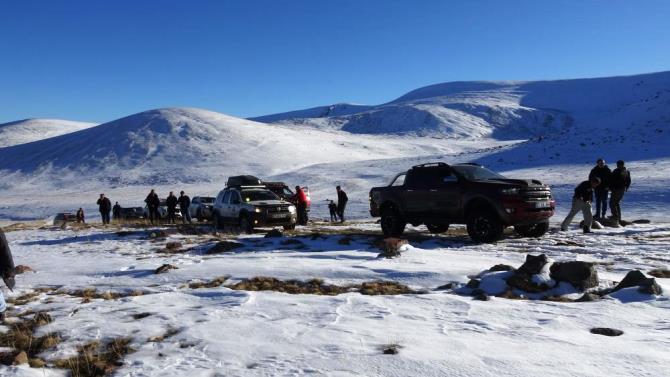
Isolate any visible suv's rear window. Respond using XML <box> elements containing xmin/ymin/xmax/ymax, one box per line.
<box><xmin>242</xmin><ymin>190</ymin><xmax>279</xmax><ymax>202</ymax></box>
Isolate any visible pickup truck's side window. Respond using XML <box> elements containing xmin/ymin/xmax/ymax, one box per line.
<box><xmin>391</xmin><ymin>174</ymin><xmax>406</xmax><ymax>186</ymax></box>
<box><xmin>231</xmin><ymin>192</ymin><xmax>241</xmax><ymax>204</ymax></box>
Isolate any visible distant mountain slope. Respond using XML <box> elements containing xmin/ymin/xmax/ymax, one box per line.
<box><xmin>0</xmin><ymin>118</ymin><xmax>96</xmax><ymax>147</ymax></box>
<box><xmin>0</xmin><ymin>107</ymin><xmax>473</xmax><ymax>188</ymax></box>
<box><xmin>252</xmin><ymin>71</ymin><xmax>670</xmax><ymax>139</ymax></box>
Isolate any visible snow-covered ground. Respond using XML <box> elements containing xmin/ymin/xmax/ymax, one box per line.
<box><xmin>1</xmin><ymin>221</ymin><xmax>668</xmax><ymax>376</ymax></box>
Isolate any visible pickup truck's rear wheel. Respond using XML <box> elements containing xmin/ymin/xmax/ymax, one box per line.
<box><xmin>515</xmin><ymin>221</ymin><xmax>549</xmax><ymax>238</ymax></box>
<box><xmin>381</xmin><ymin>207</ymin><xmax>406</xmax><ymax>237</ymax></box>
<box><xmin>239</xmin><ymin>214</ymin><xmax>253</xmax><ymax>234</ymax></box>
<box><xmin>426</xmin><ymin>223</ymin><xmax>449</xmax><ymax>234</ymax></box>
<box><xmin>466</xmin><ymin>210</ymin><xmax>504</xmax><ymax>243</ymax></box>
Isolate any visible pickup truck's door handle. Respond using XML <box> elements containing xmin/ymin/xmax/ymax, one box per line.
<box><xmin>406</xmin><ymin>189</ymin><xmax>414</xmax><ymax>192</ymax></box>
<box><xmin>429</xmin><ymin>189</ymin><xmax>438</xmax><ymax>192</ymax></box>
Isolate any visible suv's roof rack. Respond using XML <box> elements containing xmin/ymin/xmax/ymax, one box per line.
<box><xmin>458</xmin><ymin>162</ymin><xmax>481</xmax><ymax>166</ymax></box>
<box><xmin>411</xmin><ymin>162</ymin><xmax>449</xmax><ymax>169</ymax></box>
<box><xmin>227</xmin><ymin>185</ymin><xmax>266</xmax><ymax>190</ymax></box>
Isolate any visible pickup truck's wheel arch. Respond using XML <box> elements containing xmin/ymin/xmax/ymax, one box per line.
<box><xmin>380</xmin><ymin>203</ymin><xmax>406</xmax><ymax>237</ymax></box>
<box><xmin>465</xmin><ymin>200</ymin><xmax>504</xmax><ymax>243</ymax></box>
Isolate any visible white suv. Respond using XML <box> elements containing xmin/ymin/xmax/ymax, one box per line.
<box><xmin>212</xmin><ymin>186</ymin><xmax>297</xmax><ymax>233</ymax></box>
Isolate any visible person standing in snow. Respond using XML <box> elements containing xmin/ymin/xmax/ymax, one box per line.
<box><xmin>561</xmin><ymin>177</ymin><xmax>601</xmax><ymax>233</ymax></box>
<box><xmin>336</xmin><ymin>186</ymin><xmax>348</xmax><ymax>223</ymax></box>
<box><xmin>178</xmin><ymin>191</ymin><xmax>192</xmax><ymax>224</ymax></box>
<box><xmin>294</xmin><ymin>186</ymin><xmax>309</xmax><ymax>225</ymax></box>
<box><xmin>589</xmin><ymin>158</ymin><xmax>611</xmax><ymax>220</ymax></box>
<box><xmin>112</xmin><ymin>202</ymin><xmax>122</xmax><ymax>221</ymax></box>
<box><xmin>609</xmin><ymin>160</ymin><xmax>631</xmax><ymax>227</ymax></box>
<box><xmin>76</xmin><ymin>208</ymin><xmax>85</xmax><ymax>223</ymax></box>
<box><xmin>0</xmin><ymin>229</ymin><xmax>16</xmax><ymax>322</ymax></box>
<box><xmin>166</xmin><ymin>191</ymin><xmax>178</xmax><ymax>224</ymax></box>
<box><xmin>145</xmin><ymin>189</ymin><xmax>160</xmax><ymax>225</ymax></box>
<box><xmin>97</xmin><ymin>194</ymin><xmax>112</xmax><ymax>225</ymax></box>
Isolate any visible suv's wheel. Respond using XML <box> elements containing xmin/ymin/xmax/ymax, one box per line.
<box><xmin>466</xmin><ymin>210</ymin><xmax>504</xmax><ymax>243</ymax></box>
<box><xmin>196</xmin><ymin>209</ymin><xmax>202</xmax><ymax>222</ymax></box>
<box><xmin>283</xmin><ymin>224</ymin><xmax>296</xmax><ymax>231</ymax></box>
<box><xmin>239</xmin><ymin>214</ymin><xmax>253</xmax><ymax>234</ymax></box>
<box><xmin>381</xmin><ymin>207</ymin><xmax>406</xmax><ymax>237</ymax></box>
<box><xmin>515</xmin><ymin>221</ymin><xmax>549</xmax><ymax>238</ymax></box>
<box><xmin>426</xmin><ymin>223</ymin><xmax>449</xmax><ymax>234</ymax></box>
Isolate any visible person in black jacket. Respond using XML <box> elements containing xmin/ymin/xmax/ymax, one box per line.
<box><xmin>589</xmin><ymin>158</ymin><xmax>611</xmax><ymax>219</ymax></box>
<box><xmin>178</xmin><ymin>191</ymin><xmax>192</xmax><ymax>224</ymax></box>
<box><xmin>112</xmin><ymin>202</ymin><xmax>122</xmax><ymax>221</ymax></box>
<box><xmin>609</xmin><ymin>160</ymin><xmax>632</xmax><ymax>226</ymax></box>
<box><xmin>336</xmin><ymin>186</ymin><xmax>348</xmax><ymax>223</ymax></box>
<box><xmin>145</xmin><ymin>189</ymin><xmax>160</xmax><ymax>225</ymax></box>
<box><xmin>561</xmin><ymin>177</ymin><xmax>601</xmax><ymax>233</ymax></box>
<box><xmin>97</xmin><ymin>194</ymin><xmax>112</xmax><ymax>225</ymax></box>
<box><xmin>165</xmin><ymin>191</ymin><xmax>178</xmax><ymax>224</ymax></box>
<box><xmin>0</xmin><ymin>229</ymin><xmax>16</xmax><ymax>321</ymax></box>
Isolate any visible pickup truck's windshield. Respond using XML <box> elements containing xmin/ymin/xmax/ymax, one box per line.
<box><xmin>242</xmin><ymin>190</ymin><xmax>279</xmax><ymax>202</ymax></box>
<box><xmin>452</xmin><ymin>165</ymin><xmax>507</xmax><ymax>181</ymax></box>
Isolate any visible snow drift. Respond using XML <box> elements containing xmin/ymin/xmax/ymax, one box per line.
<box><xmin>0</xmin><ymin>118</ymin><xmax>96</xmax><ymax>148</ymax></box>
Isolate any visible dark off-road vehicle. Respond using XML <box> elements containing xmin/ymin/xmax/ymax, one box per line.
<box><xmin>369</xmin><ymin>162</ymin><xmax>555</xmax><ymax>243</ymax></box>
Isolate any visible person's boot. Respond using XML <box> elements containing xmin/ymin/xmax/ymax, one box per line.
<box><xmin>583</xmin><ymin>225</ymin><xmax>592</xmax><ymax>234</ymax></box>
<box><xmin>0</xmin><ymin>311</ymin><xmax>6</xmax><ymax>323</ymax></box>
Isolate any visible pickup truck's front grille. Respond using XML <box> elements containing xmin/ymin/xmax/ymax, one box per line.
<box><xmin>520</xmin><ymin>188</ymin><xmax>552</xmax><ymax>201</ymax></box>
<box><xmin>263</xmin><ymin>206</ymin><xmax>290</xmax><ymax>214</ymax></box>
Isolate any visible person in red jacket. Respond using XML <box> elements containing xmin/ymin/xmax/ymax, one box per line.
<box><xmin>294</xmin><ymin>186</ymin><xmax>309</xmax><ymax>226</ymax></box>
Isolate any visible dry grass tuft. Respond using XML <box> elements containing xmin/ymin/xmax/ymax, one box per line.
<box><xmin>148</xmin><ymin>328</ymin><xmax>180</xmax><ymax>343</ymax></box>
<box><xmin>230</xmin><ymin>277</ymin><xmax>349</xmax><ymax>295</ymax></box>
<box><xmin>53</xmin><ymin>337</ymin><xmax>135</xmax><ymax>377</ymax></box>
<box><xmin>359</xmin><ymin>281</ymin><xmax>415</xmax><ymax>295</ymax></box>
<box><xmin>0</xmin><ymin>312</ymin><xmax>61</xmax><ymax>366</ymax></box>
<box><xmin>188</xmin><ymin>276</ymin><xmax>229</xmax><ymax>289</ymax></box>
<box><xmin>380</xmin><ymin>343</ymin><xmax>402</xmax><ymax>355</ymax></box>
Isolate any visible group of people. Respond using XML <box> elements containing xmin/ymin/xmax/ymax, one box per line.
<box><xmin>561</xmin><ymin>158</ymin><xmax>632</xmax><ymax>233</ymax></box>
<box><xmin>144</xmin><ymin>189</ymin><xmax>192</xmax><ymax>225</ymax></box>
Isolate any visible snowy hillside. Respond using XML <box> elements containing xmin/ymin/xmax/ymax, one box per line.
<box><xmin>253</xmin><ymin>71</ymin><xmax>670</xmax><ymax>139</ymax></box>
<box><xmin>0</xmin><ymin>118</ymin><xmax>95</xmax><ymax>148</ymax></box>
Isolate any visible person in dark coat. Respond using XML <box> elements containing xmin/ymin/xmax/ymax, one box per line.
<box><xmin>97</xmin><ymin>194</ymin><xmax>112</xmax><ymax>225</ymax></box>
<box><xmin>165</xmin><ymin>191</ymin><xmax>178</xmax><ymax>224</ymax></box>
<box><xmin>76</xmin><ymin>208</ymin><xmax>85</xmax><ymax>223</ymax></box>
<box><xmin>609</xmin><ymin>160</ymin><xmax>631</xmax><ymax>226</ymax></box>
<box><xmin>561</xmin><ymin>177</ymin><xmax>601</xmax><ymax>233</ymax></box>
<box><xmin>294</xmin><ymin>186</ymin><xmax>309</xmax><ymax>225</ymax></box>
<box><xmin>328</xmin><ymin>200</ymin><xmax>338</xmax><ymax>222</ymax></box>
<box><xmin>0</xmin><ymin>229</ymin><xmax>16</xmax><ymax>321</ymax></box>
<box><xmin>336</xmin><ymin>186</ymin><xmax>348</xmax><ymax>223</ymax></box>
<box><xmin>145</xmin><ymin>189</ymin><xmax>160</xmax><ymax>225</ymax></box>
<box><xmin>112</xmin><ymin>202</ymin><xmax>122</xmax><ymax>221</ymax></box>
<box><xmin>178</xmin><ymin>191</ymin><xmax>192</xmax><ymax>224</ymax></box>
<box><xmin>589</xmin><ymin>158</ymin><xmax>611</xmax><ymax>219</ymax></box>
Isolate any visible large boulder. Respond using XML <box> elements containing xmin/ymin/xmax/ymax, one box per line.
<box><xmin>612</xmin><ymin>270</ymin><xmax>663</xmax><ymax>295</ymax></box>
<box><xmin>517</xmin><ymin>254</ymin><xmax>548</xmax><ymax>275</ymax></box>
<box><xmin>550</xmin><ymin>261</ymin><xmax>599</xmax><ymax>290</ymax></box>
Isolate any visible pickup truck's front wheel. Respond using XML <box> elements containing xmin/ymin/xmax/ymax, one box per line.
<box><xmin>239</xmin><ymin>214</ymin><xmax>254</xmax><ymax>234</ymax></box>
<box><xmin>426</xmin><ymin>223</ymin><xmax>449</xmax><ymax>234</ymax></box>
<box><xmin>515</xmin><ymin>221</ymin><xmax>549</xmax><ymax>238</ymax></box>
<box><xmin>466</xmin><ymin>210</ymin><xmax>504</xmax><ymax>243</ymax></box>
<box><xmin>381</xmin><ymin>207</ymin><xmax>406</xmax><ymax>237</ymax></box>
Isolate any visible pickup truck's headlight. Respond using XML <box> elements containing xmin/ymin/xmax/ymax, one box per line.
<box><xmin>288</xmin><ymin>205</ymin><xmax>296</xmax><ymax>214</ymax></box>
<box><xmin>254</xmin><ymin>207</ymin><xmax>262</xmax><ymax>213</ymax></box>
<box><xmin>501</xmin><ymin>188</ymin><xmax>520</xmax><ymax>195</ymax></box>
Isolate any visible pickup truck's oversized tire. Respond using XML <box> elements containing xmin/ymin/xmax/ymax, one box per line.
<box><xmin>426</xmin><ymin>223</ymin><xmax>449</xmax><ymax>234</ymax></box>
<box><xmin>381</xmin><ymin>207</ymin><xmax>406</xmax><ymax>237</ymax></box>
<box><xmin>466</xmin><ymin>210</ymin><xmax>504</xmax><ymax>243</ymax></box>
<box><xmin>515</xmin><ymin>221</ymin><xmax>549</xmax><ymax>238</ymax></box>
<box><xmin>239</xmin><ymin>214</ymin><xmax>254</xmax><ymax>234</ymax></box>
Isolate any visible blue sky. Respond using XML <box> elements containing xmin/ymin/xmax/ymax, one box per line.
<box><xmin>1</xmin><ymin>0</ymin><xmax>669</xmax><ymax>123</ymax></box>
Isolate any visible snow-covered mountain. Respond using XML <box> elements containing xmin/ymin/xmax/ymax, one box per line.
<box><xmin>252</xmin><ymin>71</ymin><xmax>670</xmax><ymax>139</ymax></box>
<box><xmin>0</xmin><ymin>107</ymin><xmax>472</xmax><ymax>188</ymax></box>
<box><xmin>0</xmin><ymin>118</ymin><xmax>96</xmax><ymax>147</ymax></box>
